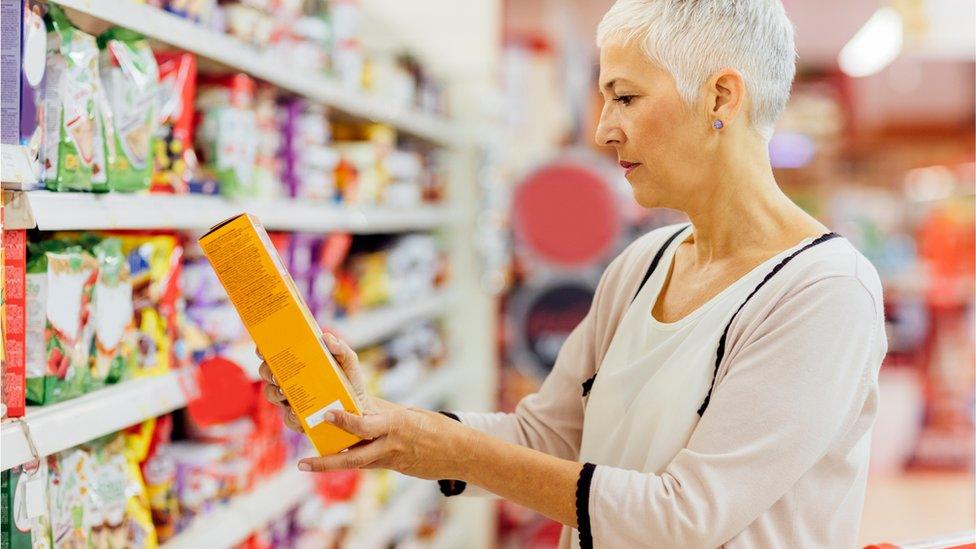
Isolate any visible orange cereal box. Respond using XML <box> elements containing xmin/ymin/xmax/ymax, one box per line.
<box><xmin>199</xmin><ymin>214</ymin><xmax>363</xmax><ymax>456</ymax></box>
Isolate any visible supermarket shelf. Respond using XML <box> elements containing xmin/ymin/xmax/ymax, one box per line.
<box><xmin>0</xmin><ymin>370</ymin><xmax>196</xmax><ymax>471</ymax></box>
<box><xmin>350</xmin><ymin>478</ymin><xmax>439</xmax><ymax>549</ymax></box>
<box><xmin>163</xmin><ymin>467</ymin><xmax>313</xmax><ymax>549</ymax></box>
<box><xmin>48</xmin><ymin>0</ymin><xmax>466</xmax><ymax>147</ymax></box>
<box><xmin>8</xmin><ymin>190</ymin><xmax>453</xmax><ymax>232</ymax></box>
<box><xmin>0</xmin><ymin>295</ymin><xmax>453</xmax><ymax>472</ymax></box>
<box><xmin>330</xmin><ymin>290</ymin><xmax>454</xmax><ymax>350</ymax></box>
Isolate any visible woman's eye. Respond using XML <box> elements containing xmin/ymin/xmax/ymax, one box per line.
<box><xmin>614</xmin><ymin>95</ymin><xmax>635</xmax><ymax>106</ymax></box>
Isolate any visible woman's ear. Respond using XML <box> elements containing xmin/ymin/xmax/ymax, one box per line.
<box><xmin>705</xmin><ymin>68</ymin><xmax>746</xmax><ymax>127</ymax></box>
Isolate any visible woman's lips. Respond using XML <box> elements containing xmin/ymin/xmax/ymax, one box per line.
<box><xmin>619</xmin><ymin>161</ymin><xmax>641</xmax><ymax>175</ymax></box>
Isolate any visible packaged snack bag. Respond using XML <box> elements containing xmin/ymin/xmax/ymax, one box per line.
<box><xmin>129</xmin><ymin>417</ymin><xmax>177</xmax><ymax>543</ymax></box>
<box><xmin>90</xmin><ymin>237</ymin><xmax>134</xmax><ymax>389</ymax></box>
<box><xmin>87</xmin><ymin>434</ymin><xmax>157</xmax><ymax>549</ymax></box>
<box><xmin>152</xmin><ymin>53</ymin><xmax>197</xmax><ymax>194</ymax></box>
<box><xmin>98</xmin><ymin>28</ymin><xmax>159</xmax><ymax>192</ymax></box>
<box><xmin>40</xmin><ymin>5</ymin><xmax>106</xmax><ymax>192</ymax></box>
<box><xmin>25</xmin><ymin>241</ymin><xmax>97</xmax><ymax>405</ymax></box>
<box><xmin>1</xmin><ymin>461</ymin><xmax>53</xmax><ymax>549</ymax></box>
<box><xmin>47</xmin><ymin>449</ymin><xmax>94</xmax><ymax>548</ymax></box>
<box><xmin>119</xmin><ymin>235</ymin><xmax>182</xmax><ymax>378</ymax></box>
<box><xmin>195</xmin><ymin>74</ymin><xmax>258</xmax><ymax>198</ymax></box>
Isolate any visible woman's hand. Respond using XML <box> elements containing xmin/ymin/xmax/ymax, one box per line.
<box><xmin>258</xmin><ymin>332</ymin><xmax>381</xmax><ymax>432</ymax></box>
<box><xmin>296</xmin><ymin>407</ymin><xmax>470</xmax><ymax>481</ymax></box>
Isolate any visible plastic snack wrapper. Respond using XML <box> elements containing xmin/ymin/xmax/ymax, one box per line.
<box><xmin>40</xmin><ymin>6</ymin><xmax>107</xmax><ymax>192</ymax></box>
<box><xmin>98</xmin><ymin>28</ymin><xmax>160</xmax><ymax>192</ymax></box>
<box><xmin>25</xmin><ymin>240</ymin><xmax>97</xmax><ymax>405</ymax></box>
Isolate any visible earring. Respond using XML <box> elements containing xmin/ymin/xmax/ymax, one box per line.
<box><xmin>712</xmin><ymin>120</ymin><xmax>724</xmax><ymax>130</ymax></box>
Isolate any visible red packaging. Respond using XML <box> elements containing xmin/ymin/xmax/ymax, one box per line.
<box><xmin>152</xmin><ymin>53</ymin><xmax>198</xmax><ymax>194</ymax></box>
<box><xmin>2</xmin><ymin>229</ymin><xmax>26</xmax><ymax>418</ymax></box>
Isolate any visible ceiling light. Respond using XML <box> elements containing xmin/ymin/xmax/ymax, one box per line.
<box><xmin>838</xmin><ymin>7</ymin><xmax>904</xmax><ymax>77</ymax></box>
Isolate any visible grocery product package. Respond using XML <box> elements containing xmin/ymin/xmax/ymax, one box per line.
<box><xmin>199</xmin><ymin>214</ymin><xmax>363</xmax><ymax>456</ymax></box>
<box><xmin>25</xmin><ymin>240</ymin><xmax>97</xmax><ymax>405</ymax></box>
<box><xmin>3</xmin><ymin>229</ymin><xmax>27</xmax><ymax>417</ymax></box>
<box><xmin>195</xmin><ymin>74</ymin><xmax>259</xmax><ymax>198</ymax></box>
<box><xmin>1</xmin><ymin>460</ymin><xmax>53</xmax><ymax>549</ymax></box>
<box><xmin>90</xmin><ymin>237</ymin><xmax>135</xmax><ymax>389</ymax></box>
<box><xmin>129</xmin><ymin>416</ymin><xmax>177</xmax><ymax>542</ymax></box>
<box><xmin>98</xmin><ymin>28</ymin><xmax>160</xmax><ymax>192</ymax></box>
<box><xmin>152</xmin><ymin>53</ymin><xmax>197</xmax><ymax>194</ymax></box>
<box><xmin>86</xmin><ymin>434</ymin><xmax>157</xmax><ymax>548</ymax></box>
<box><xmin>47</xmin><ymin>448</ymin><xmax>94</xmax><ymax>547</ymax></box>
<box><xmin>119</xmin><ymin>235</ymin><xmax>183</xmax><ymax>378</ymax></box>
<box><xmin>40</xmin><ymin>5</ymin><xmax>107</xmax><ymax>192</ymax></box>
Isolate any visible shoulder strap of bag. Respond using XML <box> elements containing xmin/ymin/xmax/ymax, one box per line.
<box><xmin>696</xmin><ymin>232</ymin><xmax>841</xmax><ymax>416</ymax></box>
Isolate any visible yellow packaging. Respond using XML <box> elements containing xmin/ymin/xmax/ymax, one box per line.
<box><xmin>199</xmin><ymin>214</ymin><xmax>363</xmax><ymax>456</ymax></box>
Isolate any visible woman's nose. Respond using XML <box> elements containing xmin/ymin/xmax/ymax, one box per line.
<box><xmin>594</xmin><ymin>106</ymin><xmax>624</xmax><ymax>147</ymax></box>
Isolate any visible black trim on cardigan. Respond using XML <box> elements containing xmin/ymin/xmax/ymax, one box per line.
<box><xmin>576</xmin><ymin>462</ymin><xmax>597</xmax><ymax>549</ymax></box>
<box><xmin>436</xmin><ymin>411</ymin><xmax>467</xmax><ymax>496</ymax></box>
<box><xmin>697</xmin><ymin>232</ymin><xmax>841</xmax><ymax>416</ymax></box>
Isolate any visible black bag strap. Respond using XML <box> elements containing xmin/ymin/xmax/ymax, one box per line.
<box><xmin>632</xmin><ymin>223</ymin><xmax>691</xmax><ymax>304</ymax></box>
<box><xmin>696</xmin><ymin>231</ymin><xmax>841</xmax><ymax>416</ymax></box>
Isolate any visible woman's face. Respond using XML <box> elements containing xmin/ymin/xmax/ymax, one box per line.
<box><xmin>595</xmin><ymin>39</ymin><xmax>713</xmax><ymax>209</ymax></box>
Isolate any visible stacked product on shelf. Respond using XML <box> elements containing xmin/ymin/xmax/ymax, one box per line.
<box><xmin>22</xmin><ymin>232</ymin><xmax>183</xmax><ymax>407</ymax></box>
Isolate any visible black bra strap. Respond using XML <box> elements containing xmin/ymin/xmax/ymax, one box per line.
<box><xmin>632</xmin><ymin>224</ymin><xmax>691</xmax><ymax>304</ymax></box>
<box><xmin>697</xmin><ymin>232</ymin><xmax>841</xmax><ymax>416</ymax></box>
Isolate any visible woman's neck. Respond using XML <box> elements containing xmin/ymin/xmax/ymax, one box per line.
<box><xmin>681</xmin><ymin>143</ymin><xmax>826</xmax><ymax>266</ymax></box>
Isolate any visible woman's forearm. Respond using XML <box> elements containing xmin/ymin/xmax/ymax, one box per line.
<box><xmin>457</xmin><ymin>427</ymin><xmax>583</xmax><ymax>527</ymax></box>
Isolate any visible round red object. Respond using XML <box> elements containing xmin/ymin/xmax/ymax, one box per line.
<box><xmin>513</xmin><ymin>162</ymin><xmax>620</xmax><ymax>268</ymax></box>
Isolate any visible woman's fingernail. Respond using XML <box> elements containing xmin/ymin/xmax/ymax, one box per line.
<box><xmin>298</xmin><ymin>462</ymin><xmax>311</xmax><ymax>471</ymax></box>
<box><xmin>276</xmin><ymin>388</ymin><xmax>284</xmax><ymax>397</ymax></box>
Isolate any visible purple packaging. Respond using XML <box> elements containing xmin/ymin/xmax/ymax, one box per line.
<box><xmin>1</xmin><ymin>0</ymin><xmax>22</xmax><ymax>144</ymax></box>
<box><xmin>14</xmin><ymin>0</ymin><xmax>47</xmax><ymax>147</ymax></box>
<box><xmin>286</xmin><ymin>233</ymin><xmax>320</xmax><ymax>304</ymax></box>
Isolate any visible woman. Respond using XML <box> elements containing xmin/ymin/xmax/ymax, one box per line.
<box><xmin>260</xmin><ymin>1</ymin><xmax>887</xmax><ymax>547</ymax></box>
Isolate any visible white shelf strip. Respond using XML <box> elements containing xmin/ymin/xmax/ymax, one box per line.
<box><xmin>398</xmin><ymin>365</ymin><xmax>462</xmax><ymax>410</ymax></box>
<box><xmin>0</xmin><ymin>294</ymin><xmax>453</xmax><ymax>472</ymax></box>
<box><xmin>12</xmin><ymin>190</ymin><xmax>453</xmax><ymax>233</ymax></box>
<box><xmin>162</xmin><ymin>467</ymin><xmax>313</xmax><ymax>549</ymax></box>
<box><xmin>47</xmin><ymin>0</ymin><xmax>465</xmax><ymax>147</ymax></box>
<box><xmin>330</xmin><ymin>290</ymin><xmax>454</xmax><ymax>350</ymax></box>
<box><xmin>0</xmin><ymin>370</ymin><xmax>196</xmax><ymax>471</ymax></box>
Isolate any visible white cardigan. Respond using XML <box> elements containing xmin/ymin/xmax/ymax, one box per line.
<box><xmin>452</xmin><ymin>224</ymin><xmax>887</xmax><ymax>548</ymax></box>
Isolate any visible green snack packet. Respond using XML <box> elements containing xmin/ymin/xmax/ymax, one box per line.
<box><xmin>41</xmin><ymin>6</ymin><xmax>106</xmax><ymax>192</ymax></box>
<box><xmin>98</xmin><ymin>28</ymin><xmax>159</xmax><ymax>192</ymax></box>
<box><xmin>25</xmin><ymin>241</ymin><xmax>97</xmax><ymax>405</ymax></box>
<box><xmin>2</xmin><ymin>461</ymin><xmax>53</xmax><ymax>549</ymax></box>
<box><xmin>90</xmin><ymin>238</ymin><xmax>133</xmax><ymax>388</ymax></box>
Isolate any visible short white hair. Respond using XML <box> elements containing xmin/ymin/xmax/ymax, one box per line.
<box><xmin>597</xmin><ymin>0</ymin><xmax>796</xmax><ymax>140</ymax></box>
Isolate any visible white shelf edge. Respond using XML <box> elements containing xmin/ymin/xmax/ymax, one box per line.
<box><xmin>397</xmin><ymin>365</ymin><xmax>462</xmax><ymax>409</ymax></box>
<box><xmin>16</xmin><ymin>190</ymin><xmax>454</xmax><ymax>233</ymax></box>
<box><xmin>0</xmin><ymin>370</ymin><xmax>195</xmax><ymax>471</ymax></box>
<box><xmin>330</xmin><ymin>290</ymin><xmax>454</xmax><ymax>350</ymax></box>
<box><xmin>162</xmin><ymin>466</ymin><xmax>313</xmax><ymax>549</ymax></box>
<box><xmin>47</xmin><ymin>0</ymin><xmax>466</xmax><ymax>147</ymax></box>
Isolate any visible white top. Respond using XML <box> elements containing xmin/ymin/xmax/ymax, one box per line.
<box><xmin>579</xmin><ymin>226</ymin><xmax>818</xmax><ymax>475</ymax></box>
